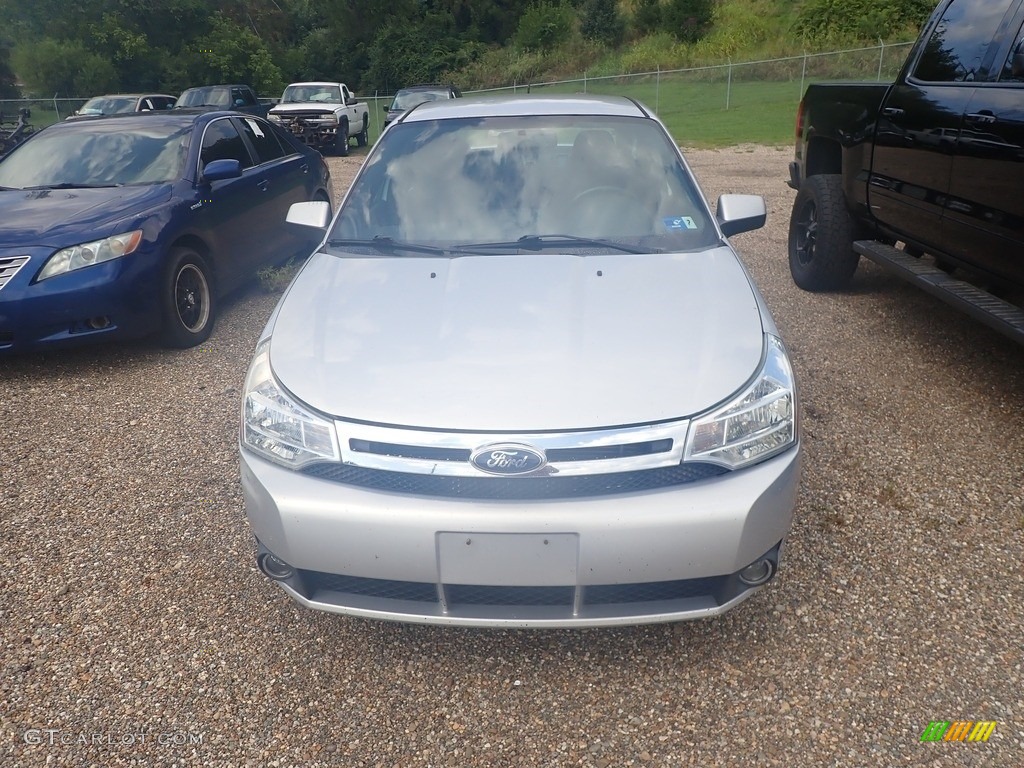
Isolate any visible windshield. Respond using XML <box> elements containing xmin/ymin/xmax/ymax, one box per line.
<box><xmin>391</xmin><ymin>89</ymin><xmax>450</xmax><ymax>111</ymax></box>
<box><xmin>282</xmin><ymin>85</ymin><xmax>342</xmax><ymax>104</ymax></box>
<box><xmin>332</xmin><ymin>114</ymin><xmax>716</xmax><ymax>253</ymax></box>
<box><xmin>80</xmin><ymin>96</ymin><xmax>137</xmax><ymax>115</ymax></box>
<box><xmin>178</xmin><ymin>87</ymin><xmax>230</xmax><ymax>108</ymax></box>
<box><xmin>0</xmin><ymin>121</ymin><xmax>190</xmax><ymax>188</ymax></box>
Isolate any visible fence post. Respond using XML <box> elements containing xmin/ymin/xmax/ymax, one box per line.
<box><xmin>877</xmin><ymin>39</ymin><xmax>884</xmax><ymax>81</ymax></box>
<box><xmin>53</xmin><ymin>92</ymin><xmax>60</xmax><ymax>121</ymax></box>
<box><xmin>800</xmin><ymin>52</ymin><xmax>807</xmax><ymax>98</ymax></box>
<box><xmin>656</xmin><ymin>65</ymin><xmax>660</xmax><ymax>114</ymax></box>
<box><xmin>726</xmin><ymin>59</ymin><xmax>732</xmax><ymax>110</ymax></box>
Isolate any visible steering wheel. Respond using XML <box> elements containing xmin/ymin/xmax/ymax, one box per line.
<box><xmin>571</xmin><ymin>185</ymin><xmax>639</xmax><ymax>208</ymax></box>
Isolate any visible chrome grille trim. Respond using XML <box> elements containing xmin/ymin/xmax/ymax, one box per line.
<box><xmin>334</xmin><ymin>419</ymin><xmax>692</xmax><ymax>477</ymax></box>
<box><xmin>0</xmin><ymin>255</ymin><xmax>30</xmax><ymax>291</ymax></box>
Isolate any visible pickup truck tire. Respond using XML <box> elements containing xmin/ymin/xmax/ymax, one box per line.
<box><xmin>789</xmin><ymin>174</ymin><xmax>860</xmax><ymax>291</ymax></box>
<box><xmin>335</xmin><ymin>120</ymin><xmax>350</xmax><ymax>157</ymax></box>
<box><xmin>162</xmin><ymin>247</ymin><xmax>214</xmax><ymax>348</ymax></box>
<box><xmin>356</xmin><ymin>116</ymin><xmax>368</xmax><ymax>147</ymax></box>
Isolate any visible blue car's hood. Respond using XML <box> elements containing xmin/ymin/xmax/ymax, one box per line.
<box><xmin>0</xmin><ymin>185</ymin><xmax>173</xmax><ymax>245</ymax></box>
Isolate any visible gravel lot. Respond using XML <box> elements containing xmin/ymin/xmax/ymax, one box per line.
<box><xmin>2</xmin><ymin>144</ymin><xmax>1023</xmax><ymax>767</ymax></box>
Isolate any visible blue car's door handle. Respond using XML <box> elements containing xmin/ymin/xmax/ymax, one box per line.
<box><xmin>300</xmin><ymin>163</ymin><xmax>309</xmax><ymax>174</ymax></box>
<box><xmin>257</xmin><ymin>179</ymin><xmax>269</xmax><ymax>192</ymax></box>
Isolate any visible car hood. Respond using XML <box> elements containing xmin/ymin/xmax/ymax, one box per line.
<box><xmin>0</xmin><ymin>185</ymin><xmax>171</xmax><ymax>245</ymax></box>
<box><xmin>269</xmin><ymin>248</ymin><xmax>766</xmax><ymax>431</ymax></box>
<box><xmin>271</xmin><ymin>103</ymin><xmax>340</xmax><ymax>114</ymax></box>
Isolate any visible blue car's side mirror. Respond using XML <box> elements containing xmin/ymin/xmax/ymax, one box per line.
<box><xmin>203</xmin><ymin>159</ymin><xmax>242</xmax><ymax>183</ymax></box>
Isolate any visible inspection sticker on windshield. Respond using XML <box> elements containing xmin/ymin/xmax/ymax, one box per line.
<box><xmin>664</xmin><ymin>216</ymin><xmax>697</xmax><ymax>230</ymax></box>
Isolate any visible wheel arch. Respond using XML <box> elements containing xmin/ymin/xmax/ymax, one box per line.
<box><xmin>805</xmin><ymin>137</ymin><xmax>842</xmax><ymax>177</ymax></box>
<box><xmin>168</xmin><ymin>234</ymin><xmax>217</xmax><ymax>293</ymax></box>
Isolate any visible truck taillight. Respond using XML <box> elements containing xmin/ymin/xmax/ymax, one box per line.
<box><xmin>795</xmin><ymin>99</ymin><xmax>805</xmax><ymax>139</ymax></box>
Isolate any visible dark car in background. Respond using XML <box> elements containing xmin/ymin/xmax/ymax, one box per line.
<box><xmin>0</xmin><ymin>110</ymin><xmax>332</xmax><ymax>352</ymax></box>
<box><xmin>176</xmin><ymin>84</ymin><xmax>269</xmax><ymax>118</ymax></box>
<box><xmin>71</xmin><ymin>93</ymin><xmax>177</xmax><ymax>118</ymax></box>
<box><xmin>382</xmin><ymin>84</ymin><xmax>461</xmax><ymax>129</ymax></box>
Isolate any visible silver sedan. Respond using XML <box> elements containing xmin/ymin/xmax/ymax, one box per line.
<box><xmin>239</xmin><ymin>94</ymin><xmax>801</xmax><ymax>628</ymax></box>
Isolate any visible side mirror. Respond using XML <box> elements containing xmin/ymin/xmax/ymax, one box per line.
<box><xmin>286</xmin><ymin>200</ymin><xmax>331</xmax><ymax>229</ymax></box>
<box><xmin>716</xmin><ymin>194</ymin><xmax>766</xmax><ymax>237</ymax></box>
<box><xmin>346</xmin><ymin>97</ymin><xmax>356</xmax><ymax>106</ymax></box>
<box><xmin>202</xmin><ymin>158</ymin><xmax>242</xmax><ymax>183</ymax></box>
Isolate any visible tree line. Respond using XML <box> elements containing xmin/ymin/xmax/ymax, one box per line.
<box><xmin>0</xmin><ymin>0</ymin><xmax>934</xmax><ymax>101</ymax></box>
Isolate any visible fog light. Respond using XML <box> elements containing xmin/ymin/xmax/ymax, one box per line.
<box><xmin>258</xmin><ymin>552</ymin><xmax>295</xmax><ymax>581</ymax></box>
<box><xmin>738</xmin><ymin>558</ymin><xmax>775</xmax><ymax>586</ymax></box>
<box><xmin>87</xmin><ymin>316</ymin><xmax>111</xmax><ymax>330</ymax></box>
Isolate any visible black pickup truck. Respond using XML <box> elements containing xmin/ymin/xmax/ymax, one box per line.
<box><xmin>787</xmin><ymin>0</ymin><xmax>1024</xmax><ymax>344</ymax></box>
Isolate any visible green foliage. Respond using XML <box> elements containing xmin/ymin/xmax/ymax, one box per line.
<box><xmin>365</xmin><ymin>12</ymin><xmax>466</xmax><ymax>92</ymax></box>
<box><xmin>185</xmin><ymin>14</ymin><xmax>284</xmax><ymax>94</ymax></box>
<box><xmin>632</xmin><ymin>0</ymin><xmax>663</xmax><ymax>37</ymax></box>
<box><xmin>580</xmin><ymin>0</ymin><xmax>626</xmax><ymax>47</ymax></box>
<box><xmin>13</xmin><ymin>37</ymin><xmax>118</xmax><ymax>96</ymax></box>
<box><xmin>663</xmin><ymin>0</ymin><xmax>715</xmax><ymax>44</ymax></box>
<box><xmin>0</xmin><ymin>39</ymin><xmax>18</xmax><ymax>99</ymax></box>
<box><xmin>794</xmin><ymin>0</ymin><xmax>934</xmax><ymax>44</ymax></box>
<box><xmin>515</xmin><ymin>2</ymin><xmax>576</xmax><ymax>51</ymax></box>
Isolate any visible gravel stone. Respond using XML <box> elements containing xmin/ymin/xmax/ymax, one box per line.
<box><xmin>2</xmin><ymin>144</ymin><xmax>1022</xmax><ymax>767</ymax></box>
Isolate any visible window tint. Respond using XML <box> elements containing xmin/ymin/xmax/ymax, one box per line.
<box><xmin>1000</xmin><ymin>25</ymin><xmax>1024</xmax><ymax>81</ymax></box>
<box><xmin>200</xmin><ymin>118</ymin><xmax>252</xmax><ymax>169</ymax></box>
<box><xmin>914</xmin><ymin>0</ymin><xmax>1015</xmax><ymax>82</ymax></box>
<box><xmin>232</xmin><ymin>87</ymin><xmax>256</xmax><ymax>107</ymax></box>
<box><xmin>236</xmin><ymin>117</ymin><xmax>287</xmax><ymax>164</ymax></box>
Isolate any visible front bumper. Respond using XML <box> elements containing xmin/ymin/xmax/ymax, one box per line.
<box><xmin>241</xmin><ymin>445</ymin><xmax>801</xmax><ymax>628</ymax></box>
<box><xmin>0</xmin><ymin>246</ymin><xmax>162</xmax><ymax>353</ymax></box>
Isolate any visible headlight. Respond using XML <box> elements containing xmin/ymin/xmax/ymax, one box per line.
<box><xmin>242</xmin><ymin>338</ymin><xmax>340</xmax><ymax>468</ymax></box>
<box><xmin>268</xmin><ymin>113</ymin><xmax>282</xmax><ymax>122</ymax></box>
<box><xmin>683</xmin><ymin>335</ymin><xmax>797</xmax><ymax>469</ymax></box>
<box><xmin>37</xmin><ymin>230</ymin><xmax>143</xmax><ymax>281</ymax></box>
<box><xmin>319</xmin><ymin>114</ymin><xmax>339</xmax><ymax>124</ymax></box>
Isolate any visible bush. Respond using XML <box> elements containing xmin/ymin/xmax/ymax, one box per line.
<box><xmin>581</xmin><ymin>0</ymin><xmax>626</xmax><ymax>47</ymax></box>
<box><xmin>515</xmin><ymin>2</ymin><xmax>575</xmax><ymax>51</ymax></box>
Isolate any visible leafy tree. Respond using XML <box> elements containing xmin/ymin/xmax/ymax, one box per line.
<box><xmin>580</xmin><ymin>0</ymin><xmax>625</xmax><ymax>46</ymax></box>
<box><xmin>12</xmin><ymin>37</ymin><xmax>117</xmax><ymax>96</ymax></box>
<box><xmin>182</xmin><ymin>13</ymin><xmax>285</xmax><ymax>94</ymax></box>
<box><xmin>662</xmin><ymin>0</ymin><xmax>714</xmax><ymax>44</ymax></box>
<box><xmin>365</xmin><ymin>12</ymin><xmax>465</xmax><ymax>92</ymax></box>
<box><xmin>0</xmin><ymin>39</ymin><xmax>18</xmax><ymax>99</ymax></box>
<box><xmin>633</xmin><ymin>0</ymin><xmax>663</xmax><ymax>37</ymax></box>
<box><xmin>515</xmin><ymin>1</ymin><xmax>575</xmax><ymax>51</ymax></box>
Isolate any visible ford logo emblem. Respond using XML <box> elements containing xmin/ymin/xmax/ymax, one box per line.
<box><xmin>470</xmin><ymin>444</ymin><xmax>547</xmax><ymax>476</ymax></box>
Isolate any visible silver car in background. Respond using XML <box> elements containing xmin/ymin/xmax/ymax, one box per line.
<box><xmin>240</xmin><ymin>94</ymin><xmax>801</xmax><ymax>628</ymax></box>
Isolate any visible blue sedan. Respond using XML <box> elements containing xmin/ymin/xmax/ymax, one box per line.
<box><xmin>0</xmin><ymin>109</ymin><xmax>333</xmax><ymax>352</ymax></box>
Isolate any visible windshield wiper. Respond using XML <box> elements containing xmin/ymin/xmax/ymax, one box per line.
<box><xmin>23</xmin><ymin>182</ymin><xmax>121</xmax><ymax>190</ymax></box>
<box><xmin>463</xmin><ymin>234</ymin><xmax>654</xmax><ymax>255</ymax></box>
<box><xmin>326</xmin><ymin>236</ymin><xmax>454</xmax><ymax>257</ymax></box>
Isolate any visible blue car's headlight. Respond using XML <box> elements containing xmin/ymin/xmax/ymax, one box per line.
<box><xmin>37</xmin><ymin>230</ymin><xmax>143</xmax><ymax>281</ymax></box>
<box><xmin>242</xmin><ymin>338</ymin><xmax>340</xmax><ymax>468</ymax></box>
<box><xmin>684</xmin><ymin>335</ymin><xmax>797</xmax><ymax>469</ymax></box>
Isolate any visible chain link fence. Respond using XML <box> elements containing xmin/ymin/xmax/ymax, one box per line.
<box><xmin>2</xmin><ymin>42</ymin><xmax>914</xmax><ymax>142</ymax></box>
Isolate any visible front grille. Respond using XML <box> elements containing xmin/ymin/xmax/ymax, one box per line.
<box><xmin>301</xmin><ymin>462</ymin><xmax>727</xmax><ymax>499</ymax></box>
<box><xmin>348</xmin><ymin>438</ymin><xmax>674</xmax><ymax>463</ymax></box>
<box><xmin>294</xmin><ymin>569</ymin><xmax>739</xmax><ymax>612</ymax></box>
<box><xmin>0</xmin><ymin>255</ymin><xmax>30</xmax><ymax>291</ymax></box>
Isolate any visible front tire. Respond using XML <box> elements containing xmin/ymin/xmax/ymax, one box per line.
<box><xmin>335</xmin><ymin>121</ymin><xmax>350</xmax><ymax>157</ymax></box>
<box><xmin>788</xmin><ymin>174</ymin><xmax>860</xmax><ymax>291</ymax></box>
<box><xmin>162</xmin><ymin>247</ymin><xmax>214</xmax><ymax>348</ymax></box>
<box><xmin>356</xmin><ymin>116</ymin><xmax>368</xmax><ymax>147</ymax></box>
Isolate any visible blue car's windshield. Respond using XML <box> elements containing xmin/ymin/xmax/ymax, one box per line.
<box><xmin>332</xmin><ymin>114</ymin><xmax>717</xmax><ymax>253</ymax></box>
<box><xmin>0</xmin><ymin>121</ymin><xmax>191</xmax><ymax>188</ymax></box>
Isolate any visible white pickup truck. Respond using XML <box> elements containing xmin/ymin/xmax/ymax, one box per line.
<box><xmin>268</xmin><ymin>82</ymin><xmax>369</xmax><ymax>156</ymax></box>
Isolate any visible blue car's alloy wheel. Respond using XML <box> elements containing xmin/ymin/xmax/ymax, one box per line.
<box><xmin>162</xmin><ymin>247</ymin><xmax>214</xmax><ymax>348</ymax></box>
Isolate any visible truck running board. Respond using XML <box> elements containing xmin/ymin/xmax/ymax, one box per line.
<box><xmin>853</xmin><ymin>240</ymin><xmax>1024</xmax><ymax>346</ymax></box>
